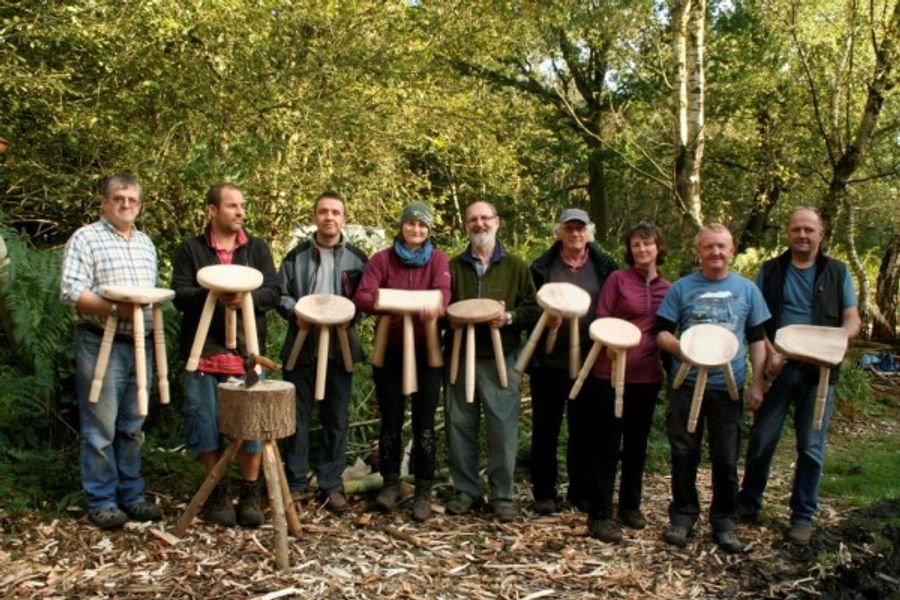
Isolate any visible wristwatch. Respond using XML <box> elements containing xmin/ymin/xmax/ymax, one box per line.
<box><xmin>109</xmin><ymin>302</ymin><xmax>119</xmax><ymax>317</ymax></box>
<box><xmin>505</xmin><ymin>311</ymin><xmax>513</xmax><ymax>326</ymax></box>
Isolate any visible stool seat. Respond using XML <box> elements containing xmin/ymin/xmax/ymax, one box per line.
<box><xmin>285</xmin><ymin>294</ymin><xmax>356</xmax><ymax>399</ymax></box>
<box><xmin>196</xmin><ymin>264</ymin><xmax>263</xmax><ymax>292</ymax></box>
<box><xmin>101</xmin><ymin>285</ymin><xmax>175</xmax><ymax>304</ymax></box>
<box><xmin>447</xmin><ymin>298</ymin><xmax>507</xmax><ymax>403</ymax></box>
<box><xmin>516</xmin><ymin>282</ymin><xmax>592</xmax><ymax>377</ymax></box>
<box><xmin>672</xmin><ymin>324</ymin><xmax>740</xmax><ymax>433</ymax></box>
<box><xmin>569</xmin><ymin>318</ymin><xmax>641</xmax><ymax>417</ymax></box>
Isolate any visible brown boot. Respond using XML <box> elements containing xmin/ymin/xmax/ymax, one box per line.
<box><xmin>376</xmin><ymin>476</ymin><xmax>401</xmax><ymax>513</ymax></box>
<box><xmin>237</xmin><ymin>479</ymin><xmax>264</xmax><ymax>528</ymax></box>
<box><xmin>200</xmin><ymin>483</ymin><xmax>235</xmax><ymax>526</ymax></box>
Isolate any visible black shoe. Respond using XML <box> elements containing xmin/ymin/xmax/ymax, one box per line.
<box><xmin>618</xmin><ymin>509</ymin><xmax>647</xmax><ymax>530</ymax></box>
<box><xmin>589</xmin><ymin>517</ymin><xmax>623</xmax><ymax>543</ymax></box>
<box><xmin>532</xmin><ymin>498</ymin><xmax>557</xmax><ymax>515</ymax></box>
<box><xmin>89</xmin><ymin>506</ymin><xmax>129</xmax><ymax>529</ymax></box>
<box><xmin>200</xmin><ymin>483</ymin><xmax>236</xmax><ymax>526</ymax></box>
<box><xmin>121</xmin><ymin>500</ymin><xmax>163</xmax><ymax>522</ymax></box>
<box><xmin>492</xmin><ymin>502</ymin><xmax>516</xmax><ymax>523</ymax></box>
<box><xmin>447</xmin><ymin>493</ymin><xmax>479</xmax><ymax>516</ymax></box>
<box><xmin>237</xmin><ymin>479</ymin><xmax>264</xmax><ymax>528</ymax></box>
<box><xmin>411</xmin><ymin>482</ymin><xmax>432</xmax><ymax>522</ymax></box>
<box><xmin>736</xmin><ymin>503</ymin><xmax>760</xmax><ymax>525</ymax></box>
<box><xmin>567</xmin><ymin>495</ymin><xmax>589</xmax><ymax>513</ymax></box>
<box><xmin>663</xmin><ymin>525</ymin><xmax>691</xmax><ymax>548</ymax></box>
<box><xmin>713</xmin><ymin>530</ymin><xmax>745</xmax><ymax>554</ymax></box>
<box><xmin>376</xmin><ymin>477</ymin><xmax>401</xmax><ymax>513</ymax></box>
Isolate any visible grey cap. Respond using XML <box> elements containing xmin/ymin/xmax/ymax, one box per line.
<box><xmin>401</xmin><ymin>201</ymin><xmax>434</xmax><ymax>227</ymax></box>
<box><xmin>558</xmin><ymin>208</ymin><xmax>592</xmax><ymax>225</ymax></box>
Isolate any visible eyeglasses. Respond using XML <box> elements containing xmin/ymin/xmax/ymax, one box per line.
<box><xmin>466</xmin><ymin>215</ymin><xmax>497</xmax><ymax>225</ymax></box>
<box><xmin>109</xmin><ymin>196</ymin><xmax>141</xmax><ymax>206</ymax></box>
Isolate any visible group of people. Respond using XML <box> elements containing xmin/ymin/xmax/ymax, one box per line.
<box><xmin>60</xmin><ymin>174</ymin><xmax>860</xmax><ymax>556</ymax></box>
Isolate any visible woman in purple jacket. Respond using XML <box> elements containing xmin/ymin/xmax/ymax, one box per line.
<box><xmin>586</xmin><ymin>222</ymin><xmax>671</xmax><ymax>542</ymax></box>
<box><xmin>355</xmin><ymin>202</ymin><xmax>452</xmax><ymax>522</ymax></box>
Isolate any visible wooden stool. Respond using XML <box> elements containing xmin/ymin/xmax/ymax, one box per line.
<box><xmin>446</xmin><ymin>298</ymin><xmax>508</xmax><ymax>404</ymax></box>
<box><xmin>284</xmin><ymin>294</ymin><xmax>356</xmax><ymax>400</ymax></box>
<box><xmin>370</xmin><ymin>289</ymin><xmax>443</xmax><ymax>396</ymax></box>
<box><xmin>773</xmin><ymin>324</ymin><xmax>848</xmax><ymax>431</ymax></box>
<box><xmin>569</xmin><ymin>317</ymin><xmax>641</xmax><ymax>417</ymax></box>
<box><xmin>515</xmin><ymin>282</ymin><xmax>591</xmax><ymax>378</ymax></box>
<box><xmin>175</xmin><ymin>380</ymin><xmax>300</xmax><ymax>571</ymax></box>
<box><xmin>92</xmin><ymin>285</ymin><xmax>175</xmax><ymax>416</ymax></box>
<box><xmin>672</xmin><ymin>324</ymin><xmax>740</xmax><ymax>433</ymax></box>
<box><xmin>186</xmin><ymin>265</ymin><xmax>263</xmax><ymax>372</ymax></box>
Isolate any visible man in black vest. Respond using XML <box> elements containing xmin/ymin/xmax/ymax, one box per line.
<box><xmin>738</xmin><ymin>207</ymin><xmax>860</xmax><ymax>545</ymax></box>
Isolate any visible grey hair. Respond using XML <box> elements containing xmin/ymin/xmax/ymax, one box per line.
<box><xmin>101</xmin><ymin>173</ymin><xmax>142</xmax><ymax>199</ymax></box>
<box><xmin>789</xmin><ymin>205</ymin><xmax>824</xmax><ymax>228</ymax></box>
<box><xmin>693</xmin><ymin>222</ymin><xmax>732</xmax><ymax>247</ymax></box>
<box><xmin>553</xmin><ymin>221</ymin><xmax>596</xmax><ymax>242</ymax></box>
<box><xmin>464</xmin><ymin>200</ymin><xmax>498</xmax><ymax>219</ymax></box>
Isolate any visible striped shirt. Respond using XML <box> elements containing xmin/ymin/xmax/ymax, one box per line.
<box><xmin>60</xmin><ymin>218</ymin><xmax>158</xmax><ymax>335</ymax></box>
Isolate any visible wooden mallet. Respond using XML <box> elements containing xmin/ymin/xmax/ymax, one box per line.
<box><xmin>446</xmin><ymin>298</ymin><xmax>508</xmax><ymax>404</ymax></box>
<box><xmin>671</xmin><ymin>323</ymin><xmax>740</xmax><ymax>433</ymax></box>
<box><xmin>515</xmin><ymin>282</ymin><xmax>591</xmax><ymax>378</ymax></box>
<box><xmin>371</xmin><ymin>289</ymin><xmax>444</xmax><ymax>396</ymax></box>
<box><xmin>93</xmin><ymin>285</ymin><xmax>175</xmax><ymax>416</ymax></box>
<box><xmin>569</xmin><ymin>317</ymin><xmax>641</xmax><ymax>417</ymax></box>
<box><xmin>773</xmin><ymin>324</ymin><xmax>848</xmax><ymax>431</ymax></box>
<box><xmin>285</xmin><ymin>294</ymin><xmax>356</xmax><ymax>400</ymax></box>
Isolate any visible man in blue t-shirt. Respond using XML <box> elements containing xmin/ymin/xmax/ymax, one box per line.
<box><xmin>657</xmin><ymin>224</ymin><xmax>770</xmax><ymax>554</ymax></box>
<box><xmin>738</xmin><ymin>207</ymin><xmax>860</xmax><ymax>546</ymax></box>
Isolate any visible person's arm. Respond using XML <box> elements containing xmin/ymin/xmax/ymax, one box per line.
<box><xmin>507</xmin><ymin>259</ymin><xmax>539</xmax><ymax>329</ymax></box>
<box><xmin>171</xmin><ymin>241</ymin><xmax>207</xmax><ymax>313</ymax></box>
<box><xmin>276</xmin><ymin>248</ymin><xmax>299</xmax><ymax>322</ymax></box>
<box><xmin>354</xmin><ymin>251</ymin><xmax>386</xmax><ymax>315</ymax></box>
<box><xmin>746</xmin><ymin>324</ymin><xmax>767</xmax><ymax>411</ymax></box>
<box><xmin>250</xmin><ymin>240</ymin><xmax>281</xmax><ymax>313</ymax></box>
<box><xmin>596</xmin><ymin>270</ymin><xmax>620</xmax><ymax>319</ymax></box>
<box><xmin>841</xmin><ymin>306</ymin><xmax>861</xmax><ymax>339</ymax></box>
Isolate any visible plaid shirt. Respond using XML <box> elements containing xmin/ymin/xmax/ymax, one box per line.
<box><xmin>60</xmin><ymin>218</ymin><xmax>158</xmax><ymax>335</ymax></box>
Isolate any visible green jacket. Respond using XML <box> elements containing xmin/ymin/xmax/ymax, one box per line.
<box><xmin>449</xmin><ymin>241</ymin><xmax>539</xmax><ymax>357</ymax></box>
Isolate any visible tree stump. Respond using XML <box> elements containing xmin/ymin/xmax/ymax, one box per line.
<box><xmin>218</xmin><ymin>380</ymin><xmax>295</xmax><ymax>441</ymax></box>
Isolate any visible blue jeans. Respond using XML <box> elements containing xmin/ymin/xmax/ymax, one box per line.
<box><xmin>281</xmin><ymin>360</ymin><xmax>352</xmax><ymax>494</ymax></box>
<box><xmin>445</xmin><ymin>353</ymin><xmax>521</xmax><ymax>506</ymax></box>
<box><xmin>739</xmin><ymin>362</ymin><xmax>835</xmax><ymax>525</ymax></box>
<box><xmin>74</xmin><ymin>326</ymin><xmax>150</xmax><ymax>511</ymax></box>
<box><xmin>182</xmin><ymin>371</ymin><xmax>261</xmax><ymax>454</ymax></box>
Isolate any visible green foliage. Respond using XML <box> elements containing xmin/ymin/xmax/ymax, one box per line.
<box><xmin>820</xmin><ymin>432</ymin><xmax>900</xmax><ymax>508</ymax></box>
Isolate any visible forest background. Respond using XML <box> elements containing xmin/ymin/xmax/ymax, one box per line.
<box><xmin>0</xmin><ymin>0</ymin><xmax>898</xmax><ymax>513</ymax></box>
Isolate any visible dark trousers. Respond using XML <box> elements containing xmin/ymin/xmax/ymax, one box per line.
<box><xmin>667</xmin><ymin>385</ymin><xmax>742</xmax><ymax>533</ymax></box>
<box><xmin>282</xmin><ymin>360</ymin><xmax>352</xmax><ymax>494</ymax></box>
<box><xmin>589</xmin><ymin>380</ymin><xmax>660</xmax><ymax>519</ymax></box>
<box><xmin>529</xmin><ymin>364</ymin><xmax>597</xmax><ymax>503</ymax></box>
<box><xmin>373</xmin><ymin>349</ymin><xmax>441</xmax><ymax>484</ymax></box>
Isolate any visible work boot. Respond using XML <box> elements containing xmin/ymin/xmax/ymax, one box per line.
<box><xmin>786</xmin><ymin>523</ymin><xmax>813</xmax><ymax>546</ymax></box>
<box><xmin>589</xmin><ymin>517</ymin><xmax>623</xmax><ymax>543</ymax></box>
<box><xmin>200</xmin><ymin>483</ymin><xmax>236</xmax><ymax>526</ymax></box>
<box><xmin>618</xmin><ymin>508</ymin><xmax>647</xmax><ymax>530</ymax></box>
<box><xmin>323</xmin><ymin>489</ymin><xmax>350</xmax><ymax>515</ymax></box>
<box><xmin>237</xmin><ymin>479</ymin><xmax>264</xmax><ymax>528</ymax></box>
<box><xmin>411</xmin><ymin>481</ymin><xmax>432</xmax><ymax>522</ymax></box>
<box><xmin>375</xmin><ymin>476</ymin><xmax>401</xmax><ymax>513</ymax></box>
<box><xmin>713</xmin><ymin>530</ymin><xmax>745</xmax><ymax>554</ymax></box>
<box><xmin>122</xmin><ymin>500</ymin><xmax>163</xmax><ymax>522</ymax></box>
<box><xmin>663</xmin><ymin>524</ymin><xmax>691</xmax><ymax>548</ymax></box>
<box><xmin>88</xmin><ymin>505</ymin><xmax>129</xmax><ymax>530</ymax></box>
<box><xmin>532</xmin><ymin>498</ymin><xmax>557</xmax><ymax>515</ymax></box>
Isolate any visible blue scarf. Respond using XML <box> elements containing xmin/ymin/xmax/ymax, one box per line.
<box><xmin>393</xmin><ymin>237</ymin><xmax>433</xmax><ymax>267</ymax></box>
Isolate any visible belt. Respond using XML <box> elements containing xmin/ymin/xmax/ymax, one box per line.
<box><xmin>77</xmin><ymin>322</ymin><xmax>149</xmax><ymax>344</ymax></box>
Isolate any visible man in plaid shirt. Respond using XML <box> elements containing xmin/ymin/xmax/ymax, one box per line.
<box><xmin>60</xmin><ymin>173</ymin><xmax>163</xmax><ymax>529</ymax></box>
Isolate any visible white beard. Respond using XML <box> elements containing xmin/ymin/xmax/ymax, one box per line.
<box><xmin>469</xmin><ymin>231</ymin><xmax>496</xmax><ymax>249</ymax></box>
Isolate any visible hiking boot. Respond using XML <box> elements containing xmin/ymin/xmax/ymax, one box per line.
<box><xmin>237</xmin><ymin>479</ymin><xmax>264</xmax><ymax>528</ymax></box>
<box><xmin>447</xmin><ymin>493</ymin><xmax>479</xmax><ymax>516</ymax></box>
<box><xmin>589</xmin><ymin>517</ymin><xmax>623</xmax><ymax>543</ymax></box>
<box><xmin>375</xmin><ymin>476</ymin><xmax>401</xmax><ymax>513</ymax></box>
<box><xmin>618</xmin><ymin>509</ymin><xmax>647</xmax><ymax>530</ymax></box>
<box><xmin>411</xmin><ymin>482</ymin><xmax>432</xmax><ymax>522</ymax></box>
<box><xmin>322</xmin><ymin>489</ymin><xmax>350</xmax><ymax>515</ymax></box>
<box><xmin>786</xmin><ymin>523</ymin><xmax>812</xmax><ymax>546</ymax></box>
<box><xmin>713</xmin><ymin>530</ymin><xmax>745</xmax><ymax>554</ymax></box>
<box><xmin>200</xmin><ymin>483</ymin><xmax>236</xmax><ymax>526</ymax></box>
<box><xmin>663</xmin><ymin>524</ymin><xmax>691</xmax><ymax>548</ymax></box>
<box><xmin>492</xmin><ymin>502</ymin><xmax>516</xmax><ymax>523</ymax></box>
<box><xmin>532</xmin><ymin>498</ymin><xmax>557</xmax><ymax>515</ymax></box>
<box><xmin>89</xmin><ymin>505</ymin><xmax>129</xmax><ymax>529</ymax></box>
<box><xmin>122</xmin><ymin>500</ymin><xmax>163</xmax><ymax>522</ymax></box>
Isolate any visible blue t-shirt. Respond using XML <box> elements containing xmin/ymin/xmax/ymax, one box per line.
<box><xmin>658</xmin><ymin>272</ymin><xmax>771</xmax><ymax>391</ymax></box>
<box><xmin>755</xmin><ymin>263</ymin><xmax>858</xmax><ymax>327</ymax></box>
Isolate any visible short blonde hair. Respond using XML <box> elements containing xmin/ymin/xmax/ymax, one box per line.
<box><xmin>694</xmin><ymin>223</ymin><xmax>732</xmax><ymax>247</ymax></box>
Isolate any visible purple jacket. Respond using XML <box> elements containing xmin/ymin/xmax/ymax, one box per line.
<box><xmin>354</xmin><ymin>246</ymin><xmax>452</xmax><ymax>347</ymax></box>
<box><xmin>592</xmin><ymin>268</ymin><xmax>671</xmax><ymax>383</ymax></box>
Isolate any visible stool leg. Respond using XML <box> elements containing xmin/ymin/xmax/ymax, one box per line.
<box><xmin>241</xmin><ymin>293</ymin><xmax>259</xmax><ymax>361</ymax></box>
<box><xmin>545</xmin><ymin>322</ymin><xmax>559</xmax><ymax>354</ymax></box>
<box><xmin>132</xmin><ymin>304</ymin><xmax>148</xmax><ymax>417</ymax></box>
<box><xmin>613</xmin><ymin>350</ymin><xmax>627</xmax><ymax>418</ymax></box>
<box><xmin>569</xmin><ymin>316</ymin><xmax>580</xmax><ymax>380</ymax></box>
<box><xmin>225</xmin><ymin>307</ymin><xmax>237</xmax><ymax>349</ymax></box>
<box><xmin>337</xmin><ymin>325</ymin><xmax>353</xmax><ymax>373</ymax></box>
<box><xmin>687</xmin><ymin>368</ymin><xmax>707</xmax><ymax>434</ymax></box>
<box><xmin>672</xmin><ymin>361</ymin><xmax>691</xmax><ymax>389</ymax></box>
<box><xmin>263</xmin><ymin>442</ymin><xmax>290</xmax><ymax>570</ymax></box>
<box><xmin>315</xmin><ymin>325</ymin><xmax>329</xmax><ymax>401</ymax></box>
<box><xmin>285</xmin><ymin>323</ymin><xmax>310</xmax><ymax>371</ymax></box>
<box><xmin>814</xmin><ymin>366</ymin><xmax>830</xmax><ymax>431</ymax></box>
<box><xmin>175</xmin><ymin>441</ymin><xmax>242</xmax><ymax>537</ymax></box>
<box><xmin>152</xmin><ymin>304</ymin><xmax>170</xmax><ymax>405</ymax></box>
<box><xmin>402</xmin><ymin>313</ymin><xmax>417</xmax><ymax>396</ymax></box>
<box><xmin>425</xmin><ymin>319</ymin><xmax>443</xmax><ymax>368</ymax></box>
<box><xmin>570</xmin><ymin>341</ymin><xmax>602</xmax><ymax>400</ymax></box>
<box><xmin>490</xmin><ymin>326</ymin><xmax>508</xmax><ymax>388</ymax></box>
<box><xmin>449</xmin><ymin>326</ymin><xmax>462</xmax><ymax>384</ymax></box>
<box><xmin>187</xmin><ymin>292</ymin><xmax>217</xmax><ymax>371</ymax></box>
<box><xmin>465</xmin><ymin>324</ymin><xmax>476</xmax><ymax>404</ymax></box>
<box><xmin>370</xmin><ymin>316</ymin><xmax>390</xmax><ymax>367</ymax></box>
<box><xmin>515</xmin><ymin>310</ymin><xmax>549</xmax><ymax>373</ymax></box>
<box><xmin>723</xmin><ymin>362</ymin><xmax>739</xmax><ymax>401</ymax></box>
<box><xmin>89</xmin><ymin>314</ymin><xmax>118</xmax><ymax>403</ymax></box>
<box><xmin>272</xmin><ymin>442</ymin><xmax>302</xmax><ymax>538</ymax></box>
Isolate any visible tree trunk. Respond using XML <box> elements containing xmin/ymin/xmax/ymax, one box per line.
<box><xmin>842</xmin><ymin>195</ymin><xmax>870</xmax><ymax>336</ymax></box>
<box><xmin>586</xmin><ymin>142</ymin><xmax>608</xmax><ymax>242</ymax></box>
<box><xmin>737</xmin><ymin>103</ymin><xmax>785</xmax><ymax>253</ymax></box>
<box><xmin>672</xmin><ymin>0</ymin><xmax>706</xmax><ymax>228</ymax></box>
<box><xmin>872</xmin><ymin>229</ymin><xmax>900</xmax><ymax>342</ymax></box>
<box><xmin>821</xmin><ymin>1</ymin><xmax>900</xmax><ymax>237</ymax></box>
